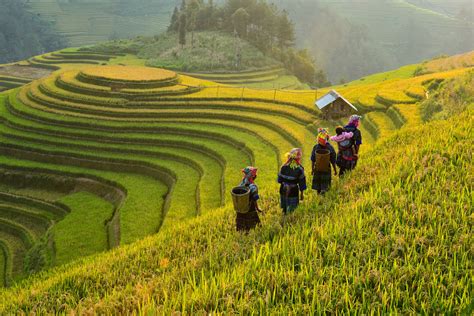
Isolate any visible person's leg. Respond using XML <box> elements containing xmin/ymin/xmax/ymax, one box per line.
<box><xmin>321</xmin><ymin>172</ymin><xmax>332</xmax><ymax>194</ymax></box>
<box><xmin>339</xmin><ymin>166</ymin><xmax>346</xmax><ymax>177</ymax></box>
<box><xmin>280</xmin><ymin>194</ymin><xmax>287</xmax><ymax>215</ymax></box>
<box><xmin>312</xmin><ymin>173</ymin><xmax>321</xmax><ymax>192</ymax></box>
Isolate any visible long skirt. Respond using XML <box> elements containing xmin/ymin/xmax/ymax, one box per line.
<box><xmin>312</xmin><ymin>171</ymin><xmax>332</xmax><ymax>193</ymax></box>
<box><xmin>280</xmin><ymin>195</ymin><xmax>299</xmax><ymax>214</ymax></box>
<box><xmin>236</xmin><ymin>211</ymin><xmax>260</xmax><ymax>232</ymax></box>
<box><xmin>338</xmin><ymin>157</ymin><xmax>356</xmax><ymax>177</ymax></box>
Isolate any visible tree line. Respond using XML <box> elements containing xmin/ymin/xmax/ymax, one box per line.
<box><xmin>168</xmin><ymin>0</ymin><xmax>329</xmax><ymax>87</ymax></box>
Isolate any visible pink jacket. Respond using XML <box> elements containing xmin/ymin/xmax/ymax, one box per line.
<box><xmin>330</xmin><ymin>132</ymin><xmax>353</xmax><ymax>143</ymax></box>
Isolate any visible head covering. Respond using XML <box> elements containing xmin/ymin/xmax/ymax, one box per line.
<box><xmin>317</xmin><ymin>128</ymin><xmax>329</xmax><ymax>146</ymax></box>
<box><xmin>285</xmin><ymin>148</ymin><xmax>303</xmax><ymax>169</ymax></box>
<box><xmin>348</xmin><ymin>115</ymin><xmax>362</xmax><ymax>127</ymax></box>
<box><xmin>242</xmin><ymin>166</ymin><xmax>258</xmax><ymax>184</ymax></box>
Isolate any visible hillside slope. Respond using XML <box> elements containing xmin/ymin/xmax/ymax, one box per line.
<box><xmin>0</xmin><ymin>47</ymin><xmax>472</xmax><ymax>312</ymax></box>
<box><xmin>0</xmin><ymin>52</ymin><xmax>472</xmax><ymax>311</ymax></box>
<box><xmin>0</xmin><ymin>107</ymin><xmax>471</xmax><ymax>313</ymax></box>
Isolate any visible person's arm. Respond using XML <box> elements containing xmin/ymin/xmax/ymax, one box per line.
<box><xmin>251</xmin><ymin>184</ymin><xmax>262</xmax><ymax>212</ymax></box>
<box><xmin>277</xmin><ymin>171</ymin><xmax>283</xmax><ymax>184</ymax></box>
<box><xmin>354</xmin><ymin>130</ymin><xmax>362</xmax><ymax>154</ymax></box>
<box><xmin>310</xmin><ymin>147</ymin><xmax>316</xmax><ymax>175</ymax></box>
<box><xmin>299</xmin><ymin>168</ymin><xmax>307</xmax><ymax>200</ymax></box>
<box><xmin>330</xmin><ymin>147</ymin><xmax>338</xmax><ymax>175</ymax></box>
<box><xmin>354</xmin><ymin>144</ymin><xmax>360</xmax><ymax>155</ymax></box>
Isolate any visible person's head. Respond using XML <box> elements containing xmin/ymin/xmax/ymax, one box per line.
<box><xmin>318</xmin><ymin>128</ymin><xmax>329</xmax><ymax>146</ymax></box>
<box><xmin>335</xmin><ymin>126</ymin><xmax>345</xmax><ymax>135</ymax></box>
<box><xmin>285</xmin><ymin>148</ymin><xmax>303</xmax><ymax>168</ymax></box>
<box><xmin>348</xmin><ymin>115</ymin><xmax>362</xmax><ymax>127</ymax></box>
<box><xmin>242</xmin><ymin>166</ymin><xmax>258</xmax><ymax>182</ymax></box>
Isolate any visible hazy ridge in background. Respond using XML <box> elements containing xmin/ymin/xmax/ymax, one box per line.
<box><xmin>1</xmin><ymin>0</ymin><xmax>473</xmax><ymax>83</ymax></box>
<box><xmin>0</xmin><ymin>0</ymin><xmax>66</xmax><ymax>64</ymax></box>
<box><xmin>274</xmin><ymin>0</ymin><xmax>474</xmax><ymax>82</ymax></box>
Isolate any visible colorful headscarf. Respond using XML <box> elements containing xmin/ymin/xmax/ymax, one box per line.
<box><xmin>242</xmin><ymin>166</ymin><xmax>258</xmax><ymax>184</ymax></box>
<box><xmin>317</xmin><ymin>128</ymin><xmax>329</xmax><ymax>146</ymax></box>
<box><xmin>285</xmin><ymin>148</ymin><xmax>303</xmax><ymax>169</ymax></box>
<box><xmin>348</xmin><ymin>115</ymin><xmax>362</xmax><ymax>127</ymax></box>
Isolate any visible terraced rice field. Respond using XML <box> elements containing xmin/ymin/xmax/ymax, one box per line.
<box><xmin>0</xmin><ymin>65</ymin><xmax>322</xmax><ymax>284</ymax></box>
<box><xmin>0</xmin><ymin>49</ymin><xmax>472</xmax><ymax>290</ymax></box>
<box><xmin>182</xmin><ymin>67</ymin><xmax>286</xmax><ymax>85</ymax></box>
<box><xmin>28</xmin><ymin>50</ymin><xmax>124</xmax><ymax>70</ymax></box>
<box><xmin>314</xmin><ymin>67</ymin><xmax>471</xmax><ymax>111</ymax></box>
<box><xmin>0</xmin><ymin>76</ymin><xmax>32</xmax><ymax>93</ymax></box>
<box><xmin>420</xmin><ymin>51</ymin><xmax>474</xmax><ymax>74</ymax></box>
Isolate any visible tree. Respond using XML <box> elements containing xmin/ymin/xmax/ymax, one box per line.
<box><xmin>168</xmin><ymin>7</ymin><xmax>180</xmax><ymax>32</ymax></box>
<box><xmin>231</xmin><ymin>7</ymin><xmax>250</xmax><ymax>38</ymax></box>
<box><xmin>163</xmin><ymin>0</ymin><xmax>328</xmax><ymax>84</ymax></box>
<box><xmin>187</xmin><ymin>0</ymin><xmax>201</xmax><ymax>47</ymax></box>
<box><xmin>178</xmin><ymin>13</ymin><xmax>187</xmax><ymax>48</ymax></box>
<box><xmin>276</xmin><ymin>10</ymin><xmax>295</xmax><ymax>48</ymax></box>
<box><xmin>207</xmin><ymin>0</ymin><xmax>217</xmax><ymax>29</ymax></box>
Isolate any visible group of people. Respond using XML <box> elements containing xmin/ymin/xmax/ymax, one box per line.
<box><xmin>235</xmin><ymin>115</ymin><xmax>363</xmax><ymax>232</ymax></box>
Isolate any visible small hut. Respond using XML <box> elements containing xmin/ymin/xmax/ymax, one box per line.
<box><xmin>315</xmin><ymin>90</ymin><xmax>358</xmax><ymax>119</ymax></box>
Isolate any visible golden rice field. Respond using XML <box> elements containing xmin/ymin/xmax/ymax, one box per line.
<box><xmin>80</xmin><ymin>65</ymin><xmax>177</xmax><ymax>82</ymax></box>
<box><xmin>0</xmin><ymin>49</ymin><xmax>472</xmax><ymax>313</ymax></box>
<box><xmin>421</xmin><ymin>51</ymin><xmax>474</xmax><ymax>74</ymax></box>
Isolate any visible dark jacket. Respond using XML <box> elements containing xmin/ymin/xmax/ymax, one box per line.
<box><xmin>344</xmin><ymin>125</ymin><xmax>362</xmax><ymax>146</ymax></box>
<box><xmin>278</xmin><ymin>164</ymin><xmax>307</xmax><ymax>197</ymax></box>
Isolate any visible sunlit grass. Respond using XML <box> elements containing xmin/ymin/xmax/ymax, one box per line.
<box><xmin>0</xmin><ymin>110</ymin><xmax>471</xmax><ymax>313</ymax></box>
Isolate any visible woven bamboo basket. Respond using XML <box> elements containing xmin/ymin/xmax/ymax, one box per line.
<box><xmin>314</xmin><ymin>149</ymin><xmax>331</xmax><ymax>172</ymax></box>
<box><xmin>231</xmin><ymin>186</ymin><xmax>250</xmax><ymax>214</ymax></box>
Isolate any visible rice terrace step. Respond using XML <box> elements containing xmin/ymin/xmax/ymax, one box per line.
<box><xmin>0</xmin><ymin>3</ymin><xmax>472</xmax><ymax>311</ymax></box>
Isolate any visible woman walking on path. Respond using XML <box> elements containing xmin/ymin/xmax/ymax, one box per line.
<box><xmin>311</xmin><ymin>128</ymin><xmax>337</xmax><ymax>195</ymax></box>
<box><xmin>330</xmin><ymin>126</ymin><xmax>357</xmax><ymax>176</ymax></box>
<box><xmin>278</xmin><ymin>148</ymin><xmax>307</xmax><ymax>214</ymax></box>
<box><xmin>236</xmin><ymin>167</ymin><xmax>262</xmax><ymax>232</ymax></box>
<box><xmin>344</xmin><ymin>115</ymin><xmax>363</xmax><ymax>168</ymax></box>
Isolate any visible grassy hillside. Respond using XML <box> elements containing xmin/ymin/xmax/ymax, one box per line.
<box><xmin>0</xmin><ymin>94</ymin><xmax>472</xmax><ymax>313</ymax></box>
<box><xmin>86</xmin><ymin>31</ymin><xmax>280</xmax><ymax>72</ymax></box>
<box><xmin>0</xmin><ymin>49</ymin><xmax>472</xmax><ymax>312</ymax></box>
<box><xmin>80</xmin><ymin>32</ymin><xmax>311</xmax><ymax>88</ymax></box>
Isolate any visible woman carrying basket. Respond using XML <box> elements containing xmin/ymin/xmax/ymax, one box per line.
<box><xmin>235</xmin><ymin>167</ymin><xmax>262</xmax><ymax>232</ymax></box>
<box><xmin>278</xmin><ymin>148</ymin><xmax>307</xmax><ymax>214</ymax></box>
<box><xmin>311</xmin><ymin>128</ymin><xmax>337</xmax><ymax>195</ymax></box>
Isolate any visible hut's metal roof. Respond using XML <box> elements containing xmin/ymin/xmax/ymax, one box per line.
<box><xmin>315</xmin><ymin>90</ymin><xmax>358</xmax><ymax>111</ymax></box>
